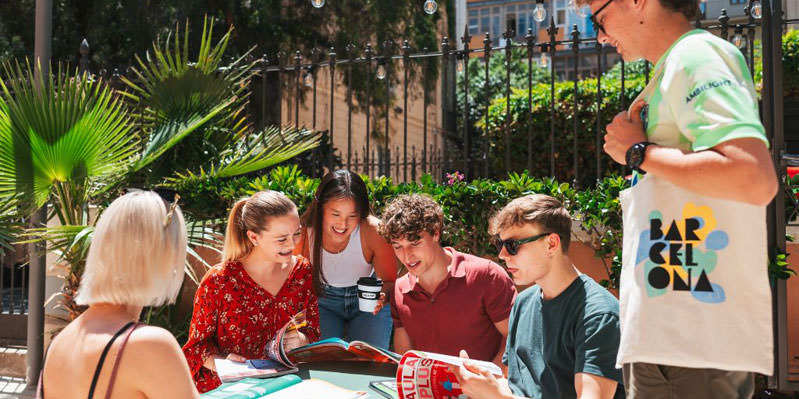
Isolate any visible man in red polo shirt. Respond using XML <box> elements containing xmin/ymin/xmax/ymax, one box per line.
<box><xmin>377</xmin><ymin>194</ymin><xmax>516</xmax><ymax>369</ymax></box>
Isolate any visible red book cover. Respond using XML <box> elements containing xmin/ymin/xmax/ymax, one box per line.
<box><xmin>395</xmin><ymin>351</ymin><xmax>502</xmax><ymax>399</ymax></box>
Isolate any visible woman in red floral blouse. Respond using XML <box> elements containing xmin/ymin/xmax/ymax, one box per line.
<box><xmin>182</xmin><ymin>190</ymin><xmax>320</xmax><ymax>392</ymax></box>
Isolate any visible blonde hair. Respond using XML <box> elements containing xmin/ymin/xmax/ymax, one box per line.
<box><xmin>489</xmin><ymin>194</ymin><xmax>572</xmax><ymax>252</ymax></box>
<box><xmin>222</xmin><ymin>190</ymin><xmax>297</xmax><ymax>262</ymax></box>
<box><xmin>76</xmin><ymin>191</ymin><xmax>187</xmax><ymax>306</ymax></box>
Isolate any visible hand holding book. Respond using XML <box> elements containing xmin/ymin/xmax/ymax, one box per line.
<box><xmin>282</xmin><ymin>329</ymin><xmax>309</xmax><ymax>352</ymax></box>
<box><xmin>447</xmin><ymin>350</ymin><xmax>516</xmax><ymax>399</ymax></box>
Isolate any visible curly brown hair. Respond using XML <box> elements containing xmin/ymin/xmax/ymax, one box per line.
<box><xmin>378</xmin><ymin>194</ymin><xmax>444</xmax><ymax>242</ymax></box>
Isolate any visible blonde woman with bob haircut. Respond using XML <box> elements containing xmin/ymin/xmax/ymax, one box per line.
<box><xmin>183</xmin><ymin>190</ymin><xmax>321</xmax><ymax>393</ymax></box>
<box><xmin>38</xmin><ymin>190</ymin><xmax>200</xmax><ymax>399</ymax></box>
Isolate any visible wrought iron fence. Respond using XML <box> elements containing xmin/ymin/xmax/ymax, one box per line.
<box><xmin>79</xmin><ymin>4</ymin><xmax>770</xmax><ymax>187</ymax></box>
<box><xmin>247</xmin><ymin>4</ymin><xmax>768</xmax><ymax>185</ymax></box>
<box><xmin>0</xmin><ymin>252</ymin><xmax>27</xmax><ymax>315</ymax></box>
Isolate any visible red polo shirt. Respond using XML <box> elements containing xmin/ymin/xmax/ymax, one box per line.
<box><xmin>390</xmin><ymin>248</ymin><xmax>517</xmax><ymax>361</ymax></box>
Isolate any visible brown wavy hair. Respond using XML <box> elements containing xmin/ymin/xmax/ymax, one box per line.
<box><xmin>489</xmin><ymin>194</ymin><xmax>572</xmax><ymax>252</ymax></box>
<box><xmin>378</xmin><ymin>194</ymin><xmax>443</xmax><ymax>243</ymax></box>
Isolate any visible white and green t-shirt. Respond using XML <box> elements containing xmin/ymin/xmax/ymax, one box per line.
<box><xmin>637</xmin><ymin>29</ymin><xmax>768</xmax><ymax>154</ymax></box>
<box><xmin>617</xmin><ymin>30</ymin><xmax>773</xmax><ymax>374</ymax></box>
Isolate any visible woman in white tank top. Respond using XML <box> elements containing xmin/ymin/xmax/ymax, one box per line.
<box><xmin>296</xmin><ymin>170</ymin><xmax>397</xmax><ymax>348</ymax></box>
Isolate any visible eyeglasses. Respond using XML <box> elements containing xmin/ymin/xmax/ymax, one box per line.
<box><xmin>492</xmin><ymin>232</ymin><xmax>551</xmax><ymax>255</ymax></box>
<box><xmin>123</xmin><ymin>188</ymin><xmax>181</xmax><ymax>227</ymax></box>
<box><xmin>590</xmin><ymin>0</ymin><xmax>614</xmax><ymax>35</ymax></box>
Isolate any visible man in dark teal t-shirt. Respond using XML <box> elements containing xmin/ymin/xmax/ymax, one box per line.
<box><xmin>451</xmin><ymin>194</ymin><xmax>624</xmax><ymax>399</ymax></box>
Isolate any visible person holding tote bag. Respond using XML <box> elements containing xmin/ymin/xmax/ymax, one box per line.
<box><xmin>584</xmin><ymin>0</ymin><xmax>779</xmax><ymax>397</ymax></box>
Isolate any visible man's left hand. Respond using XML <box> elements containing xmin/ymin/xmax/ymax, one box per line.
<box><xmin>603</xmin><ymin>99</ymin><xmax>648</xmax><ymax>165</ymax></box>
<box><xmin>448</xmin><ymin>350</ymin><xmax>515</xmax><ymax>399</ymax></box>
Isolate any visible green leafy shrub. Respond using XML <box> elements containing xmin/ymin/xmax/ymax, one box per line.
<box><xmin>752</xmin><ymin>30</ymin><xmax>799</xmax><ymax>97</ymax></box>
<box><xmin>473</xmin><ymin>63</ymin><xmax>648</xmax><ymax>185</ymax></box>
<box><xmin>178</xmin><ymin>165</ymin><xmax>627</xmax><ymax>288</ymax></box>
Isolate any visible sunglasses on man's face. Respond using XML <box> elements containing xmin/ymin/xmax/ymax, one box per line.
<box><xmin>590</xmin><ymin>0</ymin><xmax>614</xmax><ymax>35</ymax></box>
<box><xmin>492</xmin><ymin>232</ymin><xmax>551</xmax><ymax>256</ymax></box>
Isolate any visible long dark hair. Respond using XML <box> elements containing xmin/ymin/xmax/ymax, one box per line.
<box><xmin>302</xmin><ymin>170</ymin><xmax>371</xmax><ymax>295</ymax></box>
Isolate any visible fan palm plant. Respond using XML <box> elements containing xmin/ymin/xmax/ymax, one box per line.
<box><xmin>0</xmin><ymin>17</ymin><xmax>320</xmax><ymax>319</ymax></box>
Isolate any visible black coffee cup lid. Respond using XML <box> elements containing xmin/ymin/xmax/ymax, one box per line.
<box><xmin>357</xmin><ymin>277</ymin><xmax>382</xmax><ymax>286</ymax></box>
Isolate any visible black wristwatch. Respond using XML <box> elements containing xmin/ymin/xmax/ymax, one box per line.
<box><xmin>625</xmin><ymin>141</ymin><xmax>654</xmax><ymax>173</ymax></box>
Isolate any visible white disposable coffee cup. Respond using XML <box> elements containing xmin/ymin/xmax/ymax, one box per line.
<box><xmin>357</xmin><ymin>277</ymin><xmax>383</xmax><ymax>313</ymax></box>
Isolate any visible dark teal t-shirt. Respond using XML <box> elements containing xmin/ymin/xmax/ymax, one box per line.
<box><xmin>503</xmin><ymin>275</ymin><xmax>625</xmax><ymax>399</ymax></box>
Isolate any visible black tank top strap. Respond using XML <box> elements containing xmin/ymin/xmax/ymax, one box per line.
<box><xmin>87</xmin><ymin>321</ymin><xmax>136</xmax><ymax>399</ymax></box>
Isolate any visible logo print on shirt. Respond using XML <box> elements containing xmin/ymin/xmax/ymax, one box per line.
<box><xmin>634</xmin><ymin>204</ymin><xmax>729</xmax><ymax>304</ymax></box>
<box><xmin>685</xmin><ymin>79</ymin><xmax>733</xmax><ymax>103</ymax></box>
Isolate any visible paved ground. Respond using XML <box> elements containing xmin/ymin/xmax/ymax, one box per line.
<box><xmin>0</xmin><ymin>377</ymin><xmax>34</xmax><ymax>399</ymax></box>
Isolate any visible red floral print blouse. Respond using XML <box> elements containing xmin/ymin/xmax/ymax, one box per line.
<box><xmin>182</xmin><ymin>256</ymin><xmax>320</xmax><ymax>393</ymax></box>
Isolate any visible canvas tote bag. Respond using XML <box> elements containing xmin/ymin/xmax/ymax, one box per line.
<box><xmin>616</xmin><ymin>174</ymin><xmax>773</xmax><ymax>374</ymax></box>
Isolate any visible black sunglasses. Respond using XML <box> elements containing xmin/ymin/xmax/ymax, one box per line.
<box><xmin>493</xmin><ymin>232</ymin><xmax>551</xmax><ymax>255</ymax></box>
<box><xmin>123</xmin><ymin>187</ymin><xmax>181</xmax><ymax>227</ymax></box>
<box><xmin>590</xmin><ymin>0</ymin><xmax>614</xmax><ymax>35</ymax></box>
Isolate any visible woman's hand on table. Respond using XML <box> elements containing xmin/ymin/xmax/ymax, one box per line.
<box><xmin>203</xmin><ymin>353</ymin><xmax>247</xmax><ymax>372</ymax></box>
<box><xmin>282</xmin><ymin>329</ymin><xmax>309</xmax><ymax>352</ymax></box>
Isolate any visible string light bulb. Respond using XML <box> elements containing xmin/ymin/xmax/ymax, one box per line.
<box><xmin>750</xmin><ymin>0</ymin><xmax>762</xmax><ymax>19</ymax></box>
<box><xmin>423</xmin><ymin>0</ymin><xmax>438</xmax><ymax>15</ymax></box>
<box><xmin>533</xmin><ymin>1</ymin><xmax>547</xmax><ymax>23</ymax></box>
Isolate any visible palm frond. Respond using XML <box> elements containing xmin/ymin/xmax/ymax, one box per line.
<box><xmin>21</xmin><ymin>224</ymin><xmax>94</xmax><ymax>276</ymax></box>
<box><xmin>0</xmin><ymin>61</ymin><xmax>137</xmax><ymax>211</ymax></box>
<box><xmin>0</xmin><ymin>195</ymin><xmax>23</xmax><ymax>255</ymax></box>
<box><xmin>168</xmin><ymin>126</ymin><xmax>321</xmax><ymax>184</ymax></box>
<box><xmin>22</xmin><ymin>216</ymin><xmax>226</xmax><ymax>286</ymax></box>
<box><xmin>121</xmin><ymin>17</ymin><xmax>260</xmax><ymax>174</ymax></box>
<box><xmin>184</xmin><ymin>218</ymin><xmax>224</xmax><ymax>284</ymax></box>
<box><xmin>129</xmin><ymin>98</ymin><xmax>235</xmax><ymax>172</ymax></box>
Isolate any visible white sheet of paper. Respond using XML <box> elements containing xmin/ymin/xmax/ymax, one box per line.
<box><xmin>418</xmin><ymin>351</ymin><xmax>503</xmax><ymax>376</ymax></box>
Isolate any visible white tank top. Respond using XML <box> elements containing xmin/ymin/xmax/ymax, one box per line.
<box><xmin>314</xmin><ymin>224</ymin><xmax>374</xmax><ymax>287</ymax></box>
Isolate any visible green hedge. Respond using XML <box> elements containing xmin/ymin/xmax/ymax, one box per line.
<box><xmin>469</xmin><ymin>30</ymin><xmax>799</xmax><ymax>185</ymax></box>
<box><xmin>754</xmin><ymin>29</ymin><xmax>799</xmax><ymax>97</ymax></box>
<box><xmin>477</xmin><ymin>72</ymin><xmax>647</xmax><ymax>186</ymax></box>
<box><xmin>170</xmin><ymin>165</ymin><xmax>628</xmax><ymax>288</ymax></box>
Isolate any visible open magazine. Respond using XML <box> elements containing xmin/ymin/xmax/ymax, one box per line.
<box><xmin>217</xmin><ymin>310</ymin><xmax>399</xmax><ymax>383</ymax></box>
<box><xmin>201</xmin><ymin>374</ymin><xmax>367</xmax><ymax>399</ymax></box>
<box><xmin>263</xmin><ymin>310</ymin><xmax>308</xmax><ymax>368</ymax></box>
<box><xmin>287</xmin><ymin>337</ymin><xmax>401</xmax><ymax>364</ymax></box>
<box><xmin>215</xmin><ymin>310</ymin><xmax>307</xmax><ymax>383</ymax></box>
<box><xmin>395</xmin><ymin>351</ymin><xmax>503</xmax><ymax>399</ymax></box>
